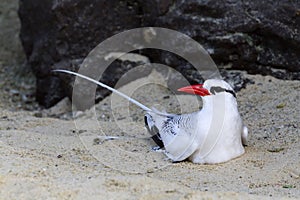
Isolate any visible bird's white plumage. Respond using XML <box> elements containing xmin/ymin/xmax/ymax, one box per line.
<box><xmin>146</xmin><ymin>79</ymin><xmax>247</xmax><ymax>163</ymax></box>
<box><xmin>53</xmin><ymin>70</ymin><xmax>248</xmax><ymax>164</ymax></box>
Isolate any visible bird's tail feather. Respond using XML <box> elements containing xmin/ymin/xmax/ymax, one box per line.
<box><xmin>52</xmin><ymin>69</ymin><xmax>152</xmax><ymax>112</ymax></box>
<box><xmin>149</xmin><ymin>107</ymin><xmax>175</xmax><ymax>117</ymax></box>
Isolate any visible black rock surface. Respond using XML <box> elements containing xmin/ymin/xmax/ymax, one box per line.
<box><xmin>18</xmin><ymin>0</ymin><xmax>300</xmax><ymax>108</ymax></box>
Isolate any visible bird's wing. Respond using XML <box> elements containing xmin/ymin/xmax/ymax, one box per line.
<box><xmin>146</xmin><ymin>112</ymin><xmax>201</xmax><ymax>161</ymax></box>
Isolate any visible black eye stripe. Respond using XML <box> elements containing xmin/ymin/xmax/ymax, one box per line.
<box><xmin>210</xmin><ymin>86</ymin><xmax>236</xmax><ymax>98</ymax></box>
<box><xmin>225</xmin><ymin>89</ymin><xmax>237</xmax><ymax>98</ymax></box>
<box><xmin>210</xmin><ymin>86</ymin><xmax>225</xmax><ymax>94</ymax></box>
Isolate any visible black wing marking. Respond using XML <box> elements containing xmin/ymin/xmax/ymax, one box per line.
<box><xmin>144</xmin><ymin>115</ymin><xmax>164</xmax><ymax>148</ymax></box>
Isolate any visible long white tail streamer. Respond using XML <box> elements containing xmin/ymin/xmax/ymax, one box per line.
<box><xmin>53</xmin><ymin>69</ymin><xmax>152</xmax><ymax>112</ymax></box>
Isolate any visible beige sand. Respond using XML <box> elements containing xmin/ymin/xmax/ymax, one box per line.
<box><xmin>0</xmin><ymin>0</ymin><xmax>299</xmax><ymax>198</ymax></box>
<box><xmin>0</xmin><ymin>71</ymin><xmax>299</xmax><ymax>199</ymax></box>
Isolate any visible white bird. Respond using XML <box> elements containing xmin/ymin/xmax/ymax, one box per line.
<box><xmin>53</xmin><ymin>69</ymin><xmax>248</xmax><ymax>164</ymax></box>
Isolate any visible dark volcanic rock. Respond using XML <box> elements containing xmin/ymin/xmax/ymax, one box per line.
<box><xmin>19</xmin><ymin>0</ymin><xmax>300</xmax><ymax>108</ymax></box>
<box><xmin>19</xmin><ymin>0</ymin><xmax>143</xmax><ymax>108</ymax></box>
<box><xmin>152</xmin><ymin>0</ymin><xmax>300</xmax><ymax>73</ymax></box>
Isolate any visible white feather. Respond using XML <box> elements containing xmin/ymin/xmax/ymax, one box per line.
<box><xmin>53</xmin><ymin>69</ymin><xmax>152</xmax><ymax>112</ymax></box>
<box><xmin>53</xmin><ymin>70</ymin><xmax>248</xmax><ymax>164</ymax></box>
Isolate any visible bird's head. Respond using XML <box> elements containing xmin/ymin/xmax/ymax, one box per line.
<box><xmin>177</xmin><ymin>79</ymin><xmax>236</xmax><ymax>98</ymax></box>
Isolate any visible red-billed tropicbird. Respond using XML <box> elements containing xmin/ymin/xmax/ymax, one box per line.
<box><xmin>53</xmin><ymin>69</ymin><xmax>248</xmax><ymax>164</ymax></box>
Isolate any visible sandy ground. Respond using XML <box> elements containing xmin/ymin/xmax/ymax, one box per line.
<box><xmin>0</xmin><ymin>70</ymin><xmax>299</xmax><ymax>199</ymax></box>
<box><xmin>0</xmin><ymin>1</ymin><xmax>299</xmax><ymax>199</ymax></box>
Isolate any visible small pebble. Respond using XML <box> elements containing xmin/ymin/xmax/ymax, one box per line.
<box><xmin>9</xmin><ymin>89</ymin><xmax>19</xmax><ymax>95</ymax></box>
<box><xmin>57</xmin><ymin>154</ymin><xmax>62</xmax><ymax>158</ymax></box>
<box><xmin>276</xmin><ymin>103</ymin><xmax>286</xmax><ymax>109</ymax></box>
<box><xmin>267</xmin><ymin>147</ymin><xmax>284</xmax><ymax>153</ymax></box>
<box><xmin>34</xmin><ymin>112</ymin><xmax>43</xmax><ymax>118</ymax></box>
<box><xmin>289</xmin><ymin>170</ymin><xmax>300</xmax><ymax>179</ymax></box>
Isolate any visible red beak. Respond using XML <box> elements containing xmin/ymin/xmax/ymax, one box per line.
<box><xmin>177</xmin><ymin>84</ymin><xmax>210</xmax><ymax>96</ymax></box>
